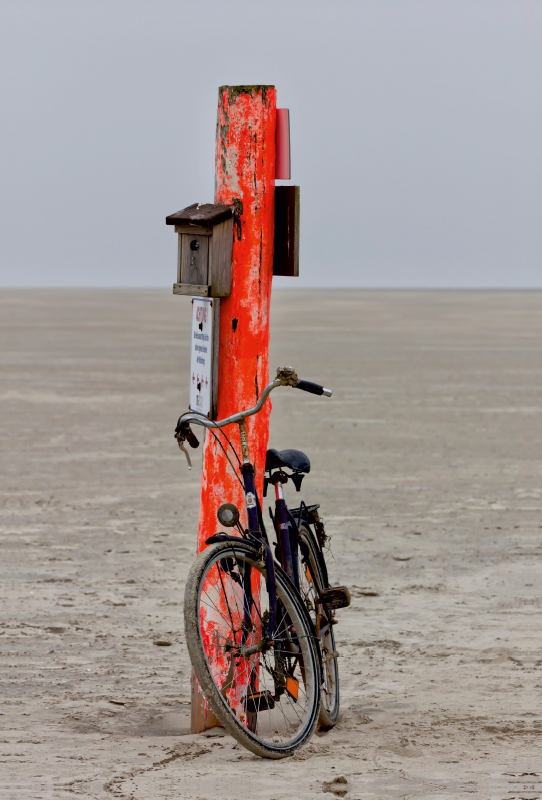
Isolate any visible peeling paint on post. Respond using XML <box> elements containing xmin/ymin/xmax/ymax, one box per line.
<box><xmin>191</xmin><ymin>85</ymin><xmax>276</xmax><ymax>733</ymax></box>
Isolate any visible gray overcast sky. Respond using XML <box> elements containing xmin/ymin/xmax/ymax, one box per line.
<box><xmin>0</xmin><ymin>0</ymin><xmax>540</xmax><ymax>288</ymax></box>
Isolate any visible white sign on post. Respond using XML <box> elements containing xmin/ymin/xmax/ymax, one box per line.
<box><xmin>190</xmin><ymin>297</ymin><xmax>213</xmax><ymax>417</ymax></box>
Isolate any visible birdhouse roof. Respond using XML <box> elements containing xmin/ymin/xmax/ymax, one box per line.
<box><xmin>165</xmin><ymin>203</ymin><xmax>234</xmax><ymax>227</ymax></box>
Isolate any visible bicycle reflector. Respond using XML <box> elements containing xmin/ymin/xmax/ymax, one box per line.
<box><xmin>217</xmin><ymin>503</ymin><xmax>240</xmax><ymax>528</ymax></box>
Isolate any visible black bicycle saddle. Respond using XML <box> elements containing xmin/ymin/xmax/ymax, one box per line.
<box><xmin>265</xmin><ymin>448</ymin><xmax>311</xmax><ymax>474</ymax></box>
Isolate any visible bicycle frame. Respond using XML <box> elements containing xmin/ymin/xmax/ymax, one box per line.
<box><xmin>238</xmin><ymin>417</ymin><xmax>308</xmax><ymax>641</ymax></box>
<box><xmin>237</xmin><ymin>419</ymin><xmax>279</xmax><ymax>637</ymax></box>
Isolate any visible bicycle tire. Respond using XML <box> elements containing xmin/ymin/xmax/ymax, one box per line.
<box><xmin>184</xmin><ymin>539</ymin><xmax>321</xmax><ymax>759</ymax></box>
<box><xmin>297</xmin><ymin>523</ymin><xmax>340</xmax><ymax>728</ymax></box>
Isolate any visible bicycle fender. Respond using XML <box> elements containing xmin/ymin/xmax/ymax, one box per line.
<box><xmin>287</xmin><ymin>508</ymin><xmax>330</xmax><ymax>588</ymax></box>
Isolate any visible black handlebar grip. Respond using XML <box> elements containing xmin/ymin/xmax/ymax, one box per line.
<box><xmin>295</xmin><ymin>380</ymin><xmax>325</xmax><ymax>396</ymax></box>
<box><xmin>175</xmin><ymin>420</ymin><xmax>200</xmax><ymax>448</ymax></box>
<box><xmin>185</xmin><ymin>428</ymin><xmax>200</xmax><ymax>449</ymax></box>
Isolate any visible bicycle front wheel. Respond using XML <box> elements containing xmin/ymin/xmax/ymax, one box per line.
<box><xmin>298</xmin><ymin>523</ymin><xmax>340</xmax><ymax>728</ymax></box>
<box><xmin>184</xmin><ymin>539</ymin><xmax>321</xmax><ymax>759</ymax></box>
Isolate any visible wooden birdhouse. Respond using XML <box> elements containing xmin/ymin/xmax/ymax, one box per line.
<box><xmin>166</xmin><ymin>203</ymin><xmax>235</xmax><ymax>297</ymax></box>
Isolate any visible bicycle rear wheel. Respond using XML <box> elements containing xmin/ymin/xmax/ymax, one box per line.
<box><xmin>184</xmin><ymin>539</ymin><xmax>320</xmax><ymax>759</ymax></box>
<box><xmin>297</xmin><ymin>523</ymin><xmax>340</xmax><ymax>728</ymax></box>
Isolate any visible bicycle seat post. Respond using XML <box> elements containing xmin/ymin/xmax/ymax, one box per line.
<box><xmin>238</xmin><ymin>419</ymin><xmax>251</xmax><ymax>465</ymax></box>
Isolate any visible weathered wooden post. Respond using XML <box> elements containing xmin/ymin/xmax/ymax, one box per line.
<box><xmin>192</xmin><ymin>85</ymin><xmax>277</xmax><ymax>731</ymax></box>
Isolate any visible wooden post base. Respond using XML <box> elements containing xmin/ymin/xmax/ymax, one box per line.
<box><xmin>190</xmin><ymin>670</ymin><xmax>221</xmax><ymax>733</ymax></box>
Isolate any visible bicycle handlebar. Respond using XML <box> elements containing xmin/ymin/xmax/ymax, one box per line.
<box><xmin>175</xmin><ymin>366</ymin><xmax>332</xmax><ymax>435</ymax></box>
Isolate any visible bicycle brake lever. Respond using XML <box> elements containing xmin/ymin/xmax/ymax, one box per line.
<box><xmin>177</xmin><ymin>438</ymin><xmax>192</xmax><ymax>470</ymax></box>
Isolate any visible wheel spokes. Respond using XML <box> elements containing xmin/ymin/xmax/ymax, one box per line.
<box><xmin>198</xmin><ymin>549</ymin><xmax>316</xmax><ymax>744</ymax></box>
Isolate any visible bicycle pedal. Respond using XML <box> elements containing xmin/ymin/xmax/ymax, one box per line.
<box><xmin>246</xmin><ymin>690</ymin><xmax>275</xmax><ymax>713</ymax></box>
<box><xmin>320</xmin><ymin>586</ymin><xmax>351</xmax><ymax>610</ymax></box>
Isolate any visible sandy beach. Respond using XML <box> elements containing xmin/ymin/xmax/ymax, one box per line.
<box><xmin>1</xmin><ymin>289</ymin><xmax>540</xmax><ymax>798</ymax></box>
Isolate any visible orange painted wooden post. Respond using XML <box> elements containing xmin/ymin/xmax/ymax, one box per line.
<box><xmin>191</xmin><ymin>85</ymin><xmax>277</xmax><ymax>733</ymax></box>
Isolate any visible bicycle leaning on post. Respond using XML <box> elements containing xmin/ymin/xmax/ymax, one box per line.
<box><xmin>174</xmin><ymin>366</ymin><xmax>351</xmax><ymax>759</ymax></box>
